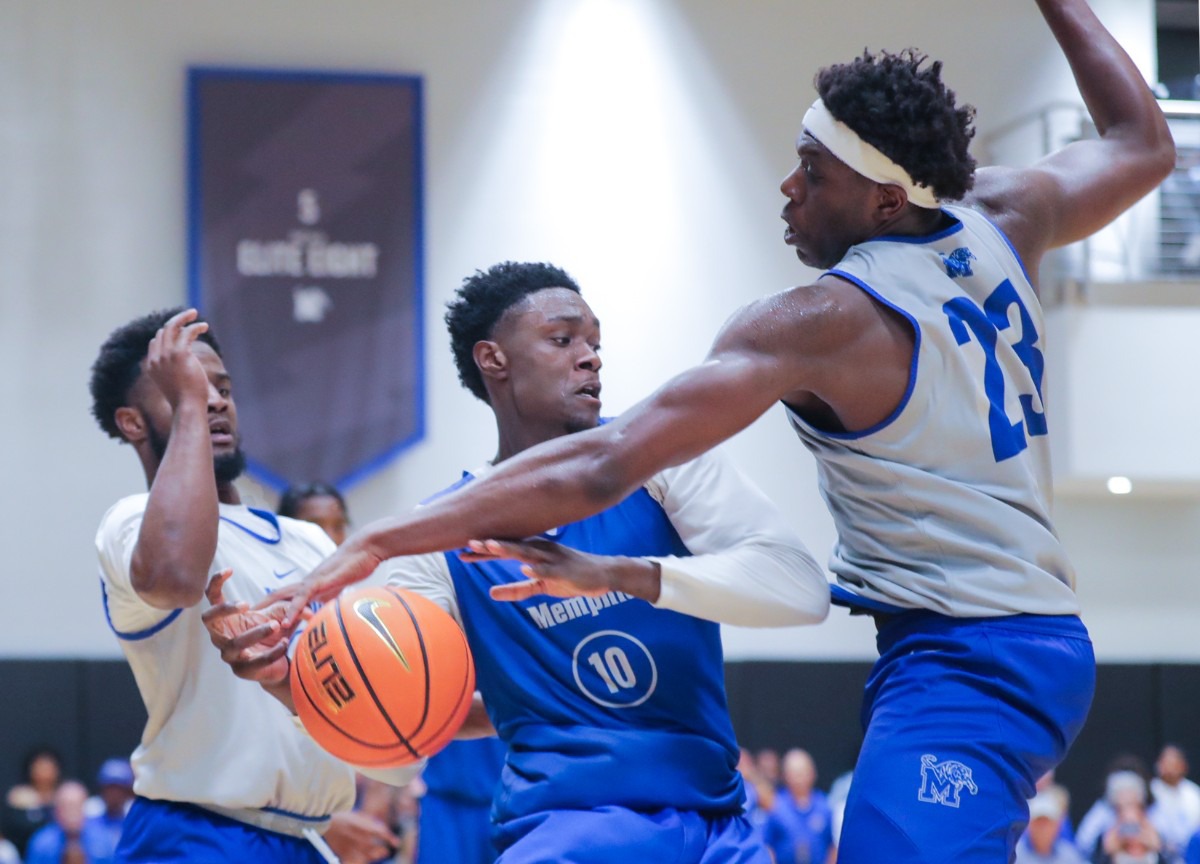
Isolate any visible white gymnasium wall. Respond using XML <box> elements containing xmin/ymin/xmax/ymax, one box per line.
<box><xmin>1</xmin><ymin>0</ymin><xmax>1185</xmax><ymax>661</ymax></box>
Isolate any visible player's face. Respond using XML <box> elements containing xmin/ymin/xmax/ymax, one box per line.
<box><xmin>496</xmin><ymin>288</ymin><xmax>603</xmax><ymax>436</ymax></box>
<box><xmin>292</xmin><ymin>495</ymin><xmax>350</xmax><ymax>546</ymax></box>
<box><xmin>780</xmin><ymin>132</ymin><xmax>881</xmax><ymax>269</ymax></box>
<box><xmin>135</xmin><ymin>342</ymin><xmax>245</xmax><ymax>482</ymax></box>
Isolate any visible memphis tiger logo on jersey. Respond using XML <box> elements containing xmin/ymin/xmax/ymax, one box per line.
<box><xmin>941</xmin><ymin>247</ymin><xmax>976</xmax><ymax>278</ymax></box>
<box><xmin>525</xmin><ymin>591</ymin><xmax>636</xmax><ymax>631</ymax></box>
<box><xmin>917</xmin><ymin>754</ymin><xmax>979</xmax><ymax>808</ymax></box>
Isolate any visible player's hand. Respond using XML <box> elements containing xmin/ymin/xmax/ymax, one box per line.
<box><xmin>260</xmin><ymin>541</ymin><xmax>382</xmax><ymax>629</ymax></box>
<box><xmin>466</xmin><ymin>538</ymin><xmax>656</xmax><ymax>602</ymax></box>
<box><xmin>202</xmin><ymin>570</ymin><xmax>292</xmax><ymax>686</ymax></box>
<box><xmin>144</xmin><ymin>308</ymin><xmax>211</xmax><ymax>411</ymax></box>
<box><xmin>322</xmin><ymin>811</ymin><xmax>400</xmax><ymax>864</ymax></box>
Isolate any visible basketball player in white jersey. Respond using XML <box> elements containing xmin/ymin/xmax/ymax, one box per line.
<box><xmin>260</xmin><ymin>1</ymin><xmax>1174</xmax><ymax>861</ymax></box>
<box><xmin>89</xmin><ymin>308</ymin><xmax>411</xmax><ymax>863</ymax></box>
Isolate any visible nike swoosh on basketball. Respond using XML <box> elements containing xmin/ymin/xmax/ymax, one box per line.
<box><xmin>273</xmin><ymin>568</ymin><xmax>297</xmax><ymax>580</ymax></box>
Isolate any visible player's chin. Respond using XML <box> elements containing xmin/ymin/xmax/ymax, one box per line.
<box><xmin>565</xmin><ymin>408</ymin><xmax>602</xmax><ymax>435</ymax></box>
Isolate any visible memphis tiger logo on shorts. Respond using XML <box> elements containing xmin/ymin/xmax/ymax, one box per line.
<box><xmin>917</xmin><ymin>754</ymin><xmax>979</xmax><ymax>808</ymax></box>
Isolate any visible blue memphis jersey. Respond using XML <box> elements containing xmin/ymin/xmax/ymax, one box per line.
<box><xmin>422</xmin><ymin>737</ymin><xmax>506</xmax><ymax>805</ymax></box>
<box><xmin>437</xmin><ymin>473</ymin><xmax>745</xmax><ymax>823</ymax></box>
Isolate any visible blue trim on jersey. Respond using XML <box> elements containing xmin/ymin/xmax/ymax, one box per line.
<box><xmin>868</xmin><ymin>209</ymin><xmax>964</xmax><ymax>244</ymax></box>
<box><xmin>829</xmin><ymin>584</ymin><xmax>909</xmax><ymax>616</ymax></box>
<box><xmin>966</xmin><ymin>207</ymin><xmax>1037</xmax><ymax>291</ymax></box>
<box><xmin>99</xmin><ymin>579</ymin><xmax>183</xmax><ymax>640</ymax></box>
<box><xmin>219</xmin><ymin>508</ymin><xmax>283</xmax><ymax>544</ymax></box>
<box><xmin>257</xmin><ymin>805</ymin><xmax>332</xmax><ymax>823</ymax></box>
<box><xmin>806</xmin><ymin>269</ymin><xmax>921</xmax><ymax>441</ymax></box>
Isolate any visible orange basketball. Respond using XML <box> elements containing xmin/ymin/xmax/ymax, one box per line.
<box><xmin>290</xmin><ymin>585</ymin><xmax>475</xmax><ymax>767</ymax></box>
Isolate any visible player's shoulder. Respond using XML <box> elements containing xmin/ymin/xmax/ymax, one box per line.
<box><xmin>96</xmin><ymin>493</ymin><xmax>149</xmax><ymax>537</ymax></box>
<box><xmin>275</xmin><ymin>512</ymin><xmax>338</xmax><ymax>556</ymax></box>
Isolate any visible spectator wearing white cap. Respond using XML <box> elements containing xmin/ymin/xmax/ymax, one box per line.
<box><xmin>1077</xmin><ymin>761</ymin><xmax>1153</xmax><ymax>859</ymax></box>
<box><xmin>1015</xmin><ymin>785</ymin><xmax>1085</xmax><ymax>864</ymax></box>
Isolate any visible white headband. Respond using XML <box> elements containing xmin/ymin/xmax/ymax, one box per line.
<box><xmin>801</xmin><ymin>99</ymin><xmax>940</xmax><ymax>209</ymax></box>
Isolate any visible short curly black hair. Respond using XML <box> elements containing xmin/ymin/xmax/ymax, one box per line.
<box><xmin>89</xmin><ymin>307</ymin><xmax>222</xmax><ymax>440</ymax></box>
<box><xmin>445</xmin><ymin>261</ymin><xmax>582</xmax><ymax>403</ymax></box>
<box><xmin>815</xmin><ymin>48</ymin><xmax>976</xmax><ymax>202</ymax></box>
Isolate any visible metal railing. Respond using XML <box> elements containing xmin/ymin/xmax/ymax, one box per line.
<box><xmin>981</xmin><ymin>99</ymin><xmax>1200</xmax><ymax>304</ymax></box>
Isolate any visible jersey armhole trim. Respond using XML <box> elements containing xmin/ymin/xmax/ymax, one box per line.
<box><xmin>100</xmin><ymin>579</ymin><xmax>183</xmax><ymax>640</ymax></box>
<box><xmin>800</xmin><ymin>269</ymin><xmax>921</xmax><ymax>441</ymax></box>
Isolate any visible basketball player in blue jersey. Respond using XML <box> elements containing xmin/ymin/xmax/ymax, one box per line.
<box><xmin>208</xmin><ymin>260</ymin><xmax>831</xmax><ymax>863</ymax></box>
<box><xmin>89</xmin><ymin>309</ymin><xmax>411</xmax><ymax>864</ymax></box>
<box><xmin>253</xmin><ymin>2</ymin><xmax>1175</xmax><ymax>862</ymax></box>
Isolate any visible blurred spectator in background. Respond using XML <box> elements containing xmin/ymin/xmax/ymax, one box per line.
<box><xmin>1077</xmin><ymin>757</ymin><xmax>1154</xmax><ymax>859</ymax></box>
<box><xmin>1015</xmin><ymin>784</ymin><xmax>1084</xmax><ymax>864</ymax></box>
<box><xmin>24</xmin><ymin>780</ymin><xmax>105</xmax><ymax>864</ymax></box>
<box><xmin>278</xmin><ymin>481</ymin><xmax>351</xmax><ymax>547</ymax></box>
<box><xmin>82</xmin><ymin>759</ymin><xmax>134</xmax><ymax>864</ymax></box>
<box><xmin>1151</xmin><ymin>745</ymin><xmax>1200</xmax><ymax>864</ymax></box>
<box><xmin>357</xmin><ymin>774</ymin><xmax>422</xmax><ymax>864</ymax></box>
<box><xmin>1095</xmin><ymin>788</ymin><xmax>1165</xmax><ymax>864</ymax></box>
<box><xmin>764</xmin><ymin>749</ymin><xmax>834</xmax><ymax>864</ymax></box>
<box><xmin>2</xmin><ymin>746</ymin><xmax>62</xmax><ymax>858</ymax></box>
<box><xmin>737</xmin><ymin>748</ymin><xmax>771</xmax><ymax>848</ymax></box>
<box><xmin>757</xmin><ymin>749</ymin><xmax>782</xmax><ymax>790</ymax></box>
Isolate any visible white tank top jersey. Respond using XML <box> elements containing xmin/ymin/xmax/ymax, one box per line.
<box><xmin>95</xmin><ymin>494</ymin><xmax>356</xmax><ymax>837</ymax></box>
<box><xmin>788</xmin><ymin>204</ymin><xmax>1081</xmax><ymax>618</ymax></box>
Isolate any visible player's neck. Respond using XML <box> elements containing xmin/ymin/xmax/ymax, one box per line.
<box><xmin>492</xmin><ymin>422</ymin><xmax>568</xmax><ymax>464</ymax></box>
<box><xmin>217</xmin><ymin>481</ymin><xmax>241</xmax><ymax>505</ymax></box>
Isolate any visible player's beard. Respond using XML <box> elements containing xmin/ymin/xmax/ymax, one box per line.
<box><xmin>145</xmin><ymin>422</ymin><xmax>246</xmax><ymax>484</ymax></box>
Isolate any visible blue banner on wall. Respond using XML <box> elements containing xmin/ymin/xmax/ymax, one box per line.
<box><xmin>187</xmin><ymin>67</ymin><xmax>425</xmax><ymax>490</ymax></box>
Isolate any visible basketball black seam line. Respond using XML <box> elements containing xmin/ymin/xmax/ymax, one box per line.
<box><xmin>384</xmin><ymin>586</ymin><xmax>433</xmax><ymax>746</ymax></box>
<box><xmin>335</xmin><ymin>595</ymin><xmax>421</xmax><ymax>761</ymax></box>
<box><xmin>410</xmin><ymin>625</ymin><xmax>475</xmax><ymax>753</ymax></box>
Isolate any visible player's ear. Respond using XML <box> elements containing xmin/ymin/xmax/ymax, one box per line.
<box><xmin>473</xmin><ymin>340</ymin><xmax>508</xmax><ymax>383</ymax></box>
<box><xmin>875</xmin><ymin>183</ymin><xmax>908</xmax><ymax>222</ymax></box>
<box><xmin>114</xmin><ymin>406</ymin><xmax>148</xmax><ymax>444</ymax></box>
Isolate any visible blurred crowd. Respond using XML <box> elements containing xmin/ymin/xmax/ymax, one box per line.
<box><xmin>735</xmin><ymin>743</ymin><xmax>1200</xmax><ymax>864</ymax></box>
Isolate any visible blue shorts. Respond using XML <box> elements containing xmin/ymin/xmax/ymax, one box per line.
<box><xmin>495</xmin><ymin>807</ymin><xmax>769</xmax><ymax>864</ymax></box>
<box><xmin>115</xmin><ymin>797</ymin><xmax>327</xmax><ymax>864</ymax></box>
<box><xmin>837</xmin><ymin>613</ymin><xmax>1095</xmax><ymax>864</ymax></box>
<box><xmin>419</xmin><ymin>793</ymin><xmax>495</xmax><ymax>864</ymax></box>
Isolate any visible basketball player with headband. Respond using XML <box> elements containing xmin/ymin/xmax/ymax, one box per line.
<box><xmin>257</xmin><ymin>1</ymin><xmax>1173</xmax><ymax>860</ymax></box>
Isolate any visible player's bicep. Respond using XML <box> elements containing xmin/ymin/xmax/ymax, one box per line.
<box><xmin>601</xmin><ymin>340</ymin><xmax>799</xmax><ymax>479</ymax></box>
<box><xmin>978</xmin><ymin>140</ymin><xmax>1170</xmax><ymax>253</ymax></box>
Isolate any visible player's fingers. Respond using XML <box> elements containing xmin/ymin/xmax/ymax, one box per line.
<box><xmin>204</xmin><ymin>569</ymin><xmax>234</xmax><ymax>605</ymax></box>
<box><xmin>200</xmin><ymin>600</ymin><xmax>249</xmax><ymax>627</ymax></box>
<box><xmin>181</xmin><ymin>321</ymin><xmax>209</xmax><ymax>345</ymax></box>
<box><xmin>230</xmin><ymin>640</ymin><xmax>288</xmax><ymax>675</ymax></box>
<box><xmin>489</xmin><ymin>579</ymin><xmax>547</xmax><ymax>603</ymax></box>
<box><xmin>228</xmin><ymin>619</ymin><xmax>282</xmax><ymax>651</ymax></box>
<box><xmin>463</xmin><ymin>538</ymin><xmax>542</xmax><ymax>563</ymax></box>
<box><xmin>164</xmin><ymin>307</ymin><xmax>198</xmax><ymax>335</ymax></box>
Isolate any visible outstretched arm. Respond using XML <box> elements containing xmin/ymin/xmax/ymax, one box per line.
<box><xmin>974</xmin><ymin>0</ymin><xmax>1175</xmax><ymax>259</ymax></box>
<box><xmin>269</xmin><ymin>294</ymin><xmax>836</xmax><ymax>626</ymax></box>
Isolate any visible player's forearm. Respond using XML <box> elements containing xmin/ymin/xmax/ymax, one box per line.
<box><xmin>362</xmin><ymin>431</ymin><xmax>637</xmax><ymax>562</ymax></box>
<box><xmin>1037</xmin><ymin>0</ymin><xmax>1173</xmax><ymax>160</ymax></box>
<box><xmin>653</xmin><ymin>542</ymin><xmax>830</xmax><ymax>627</ymax></box>
<box><xmin>130</xmin><ymin>401</ymin><xmax>220</xmax><ymax>609</ymax></box>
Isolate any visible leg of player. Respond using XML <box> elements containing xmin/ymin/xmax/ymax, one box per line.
<box><xmin>836</xmin><ymin>614</ymin><xmax>1095</xmax><ymax>864</ymax></box>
